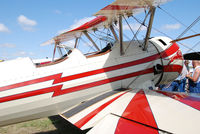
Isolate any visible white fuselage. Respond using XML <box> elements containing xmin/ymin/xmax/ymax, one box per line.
<box><xmin>0</xmin><ymin>37</ymin><xmax>183</xmax><ymax>126</ymax></box>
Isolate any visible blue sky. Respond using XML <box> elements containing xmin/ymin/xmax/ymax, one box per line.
<box><xmin>0</xmin><ymin>0</ymin><xmax>200</xmax><ymax>60</ymax></box>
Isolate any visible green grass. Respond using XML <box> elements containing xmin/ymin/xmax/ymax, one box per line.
<box><xmin>0</xmin><ymin>116</ymin><xmax>83</xmax><ymax>134</ymax></box>
<box><xmin>0</xmin><ymin>118</ymin><xmax>56</xmax><ymax>134</ymax></box>
<box><xmin>18</xmin><ymin>118</ymin><xmax>53</xmax><ymax>129</ymax></box>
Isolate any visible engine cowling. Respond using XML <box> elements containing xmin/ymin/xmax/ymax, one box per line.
<box><xmin>150</xmin><ymin>37</ymin><xmax>184</xmax><ymax>86</ymax></box>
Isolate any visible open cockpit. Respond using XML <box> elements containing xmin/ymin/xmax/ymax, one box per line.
<box><xmin>35</xmin><ymin>44</ymin><xmax>73</xmax><ymax>67</ymax></box>
<box><xmin>35</xmin><ymin>40</ymin><xmax>114</xmax><ymax>67</ymax></box>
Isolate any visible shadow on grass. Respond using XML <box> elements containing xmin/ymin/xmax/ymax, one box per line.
<box><xmin>35</xmin><ymin>115</ymin><xmax>88</xmax><ymax>134</ymax></box>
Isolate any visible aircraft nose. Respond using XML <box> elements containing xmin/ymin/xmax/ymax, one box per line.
<box><xmin>169</xmin><ymin>49</ymin><xmax>183</xmax><ymax>64</ymax></box>
<box><xmin>156</xmin><ymin>42</ymin><xmax>184</xmax><ymax>85</ymax></box>
<box><xmin>166</xmin><ymin>43</ymin><xmax>184</xmax><ymax>74</ymax></box>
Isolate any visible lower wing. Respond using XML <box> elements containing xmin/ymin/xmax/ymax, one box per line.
<box><xmin>59</xmin><ymin>88</ymin><xmax>200</xmax><ymax>134</ymax></box>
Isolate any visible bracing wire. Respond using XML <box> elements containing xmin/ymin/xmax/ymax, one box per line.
<box><xmin>158</xmin><ymin>6</ymin><xmax>198</xmax><ymax>34</ymax></box>
<box><xmin>113</xmin><ymin>24</ymin><xmax>131</xmax><ymax>40</ymax></box>
<box><xmin>128</xmin><ymin>11</ymin><xmax>150</xmax><ymax>45</ymax></box>
<box><xmin>133</xmin><ymin>11</ymin><xmax>200</xmax><ymax>55</ymax></box>
<box><xmin>123</xmin><ymin>15</ymin><xmax>145</xmax><ymax>53</ymax></box>
<box><xmin>132</xmin><ymin>15</ymin><xmax>172</xmax><ymax>39</ymax></box>
<box><xmin>177</xmin><ymin>16</ymin><xmax>200</xmax><ymax>39</ymax></box>
<box><xmin>79</xmin><ymin>36</ymin><xmax>96</xmax><ymax>52</ymax></box>
<box><xmin>158</xmin><ymin>6</ymin><xmax>200</xmax><ymax>54</ymax></box>
<box><xmin>186</xmin><ymin>40</ymin><xmax>200</xmax><ymax>52</ymax></box>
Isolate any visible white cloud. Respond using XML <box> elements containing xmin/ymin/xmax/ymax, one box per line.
<box><xmin>57</xmin><ymin>16</ymin><xmax>95</xmax><ymax>34</ymax></box>
<box><xmin>29</xmin><ymin>52</ymin><xmax>34</xmax><ymax>56</ymax></box>
<box><xmin>17</xmin><ymin>15</ymin><xmax>37</xmax><ymax>31</ymax></box>
<box><xmin>0</xmin><ymin>43</ymin><xmax>16</xmax><ymax>48</ymax></box>
<box><xmin>0</xmin><ymin>23</ymin><xmax>10</xmax><ymax>33</ymax></box>
<box><xmin>21</xmin><ymin>26</ymin><xmax>35</xmax><ymax>32</ymax></box>
<box><xmin>18</xmin><ymin>15</ymin><xmax>37</xmax><ymax>26</ymax></box>
<box><xmin>162</xmin><ymin>23</ymin><xmax>181</xmax><ymax>30</ymax></box>
<box><xmin>123</xmin><ymin>23</ymin><xmax>147</xmax><ymax>31</ymax></box>
<box><xmin>18</xmin><ymin>51</ymin><xmax>26</xmax><ymax>55</ymax></box>
<box><xmin>13</xmin><ymin>51</ymin><xmax>34</xmax><ymax>57</ymax></box>
<box><xmin>54</xmin><ymin>10</ymin><xmax>62</xmax><ymax>14</ymax></box>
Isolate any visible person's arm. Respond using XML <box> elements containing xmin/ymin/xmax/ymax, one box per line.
<box><xmin>186</xmin><ymin>68</ymin><xmax>200</xmax><ymax>82</ymax></box>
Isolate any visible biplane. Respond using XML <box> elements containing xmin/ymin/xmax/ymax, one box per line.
<box><xmin>0</xmin><ymin>0</ymin><xmax>200</xmax><ymax>133</ymax></box>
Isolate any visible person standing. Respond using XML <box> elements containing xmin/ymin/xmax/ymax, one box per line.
<box><xmin>179</xmin><ymin>60</ymin><xmax>190</xmax><ymax>92</ymax></box>
<box><xmin>186</xmin><ymin>60</ymin><xmax>200</xmax><ymax>93</ymax></box>
<box><xmin>178</xmin><ymin>60</ymin><xmax>189</xmax><ymax>92</ymax></box>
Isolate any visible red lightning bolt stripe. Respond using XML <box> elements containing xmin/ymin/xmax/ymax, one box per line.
<box><xmin>0</xmin><ymin>68</ymin><xmax>153</xmax><ymax>103</ymax></box>
<box><xmin>0</xmin><ymin>64</ymin><xmax>182</xmax><ymax>103</ymax></box>
<box><xmin>0</xmin><ymin>85</ymin><xmax>63</xmax><ymax>103</ymax></box>
<box><xmin>53</xmin><ymin>64</ymin><xmax>182</xmax><ymax>97</ymax></box>
<box><xmin>52</xmin><ymin>68</ymin><xmax>154</xmax><ymax>97</ymax></box>
<box><xmin>0</xmin><ymin>74</ymin><xmax>62</xmax><ymax>92</ymax></box>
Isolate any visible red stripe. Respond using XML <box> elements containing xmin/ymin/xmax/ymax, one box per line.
<box><xmin>0</xmin><ymin>85</ymin><xmax>63</xmax><ymax>103</ymax></box>
<box><xmin>0</xmin><ymin>73</ymin><xmax>62</xmax><ymax>92</ymax></box>
<box><xmin>53</xmin><ymin>54</ymin><xmax>160</xmax><ymax>84</ymax></box>
<box><xmin>0</xmin><ymin>43</ymin><xmax>179</xmax><ymax>92</ymax></box>
<box><xmin>102</xmin><ymin>5</ymin><xmax>144</xmax><ymax>10</ymax></box>
<box><xmin>0</xmin><ymin>63</ymin><xmax>181</xmax><ymax>103</ymax></box>
<box><xmin>53</xmin><ymin>68</ymin><xmax>154</xmax><ymax>97</ymax></box>
<box><xmin>156</xmin><ymin>91</ymin><xmax>200</xmax><ymax>111</ymax></box>
<box><xmin>160</xmin><ymin>43</ymin><xmax>179</xmax><ymax>58</ymax></box>
<box><xmin>74</xmin><ymin>92</ymin><xmax>127</xmax><ymax>128</ymax></box>
<box><xmin>0</xmin><ymin>68</ymin><xmax>153</xmax><ymax>103</ymax></box>
<box><xmin>163</xmin><ymin>64</ymin><xmax>183</xmax><ymax>74</ymax></box>
<box><xmin>115</xmin><ymin>90</ymin><xmax>158</xmax><ymax>134</ymax></box>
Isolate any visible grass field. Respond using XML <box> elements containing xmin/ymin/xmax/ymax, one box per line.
<box><xmin>0</xmin><ymin>116</ymin><xmax>84</xmax><ymax>134</ymax></box>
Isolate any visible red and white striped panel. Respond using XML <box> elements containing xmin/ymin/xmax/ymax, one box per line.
<box><xmin>65</xmin><ymin>89</ymin><xmax>200</xmax><ymax>134</ymax></box>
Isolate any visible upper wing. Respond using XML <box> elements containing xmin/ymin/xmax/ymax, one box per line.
<box><xmin>60</xmin><ymin>89</ymin><xmax>200</xmax><ymax>134</ymax></box>
<box><xmin>42</xmin><ymin>0</ymin><xmax>169</xmax><ymax>46</ymax></box>
<box><xmin>95</xmin><ymin>0</ymin><xmax>169</xmax><ymax>24</ymax></box>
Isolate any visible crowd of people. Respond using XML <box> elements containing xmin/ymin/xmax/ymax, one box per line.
<box><xmin>160</xmin><ymin>60</ymin><xmax>200</xmax><ymax>93</ymax></box>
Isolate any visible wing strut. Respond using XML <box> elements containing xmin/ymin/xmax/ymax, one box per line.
<box><xmin>83</xmin><ymin>31</ymin><xmax>100</xmax><ymax>51</ymax></box>
<box><xmin>74</xmin><ymin>38</ymin><xmax>79</xmax><ymax>48</ymax></box>
<box><xmin>57</xmin><ymin>46</ymin><xmax>63</xmax><ymax>57</ymax></box>
<box><xmin>52</xmin><ymin>40</ymin><xmax>59</xmax><ymax>61</ymax></box>
<box><xmin>110</xmin><ymin>24</ymin><xmax>119</xmax><ymax>42</ymax></box>
<box><xmin>143</xmin><ymin>7</ymin><xmax>156</xmax><ymax>51</ymax></box>
<box><xmin>119</xmin><ymin>15</ymin><xmax>124</xmax><ymax>55</ymax></box>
